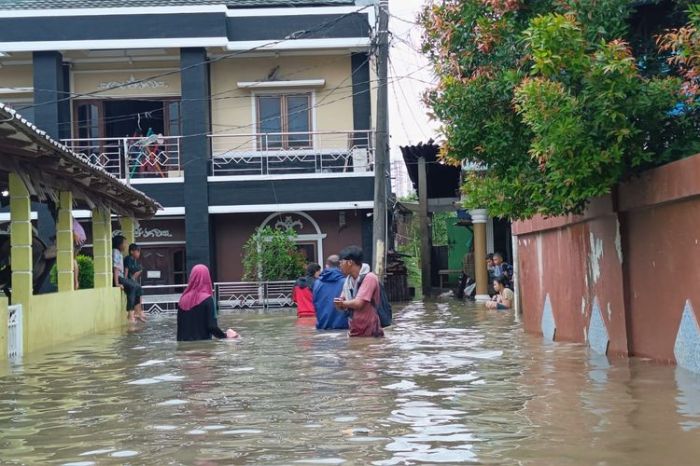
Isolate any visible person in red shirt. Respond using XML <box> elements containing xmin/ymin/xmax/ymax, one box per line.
<box><xmin>333</xmin><ymin>246</ymin><xmax>384</xmax><ymax>338</ymax></box>
<box><xmin>292</xmin><ymin>263</ymin><xmax>321</xmax><ymax>318</ymax></box>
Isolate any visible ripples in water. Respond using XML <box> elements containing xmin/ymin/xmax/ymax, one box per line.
<box><xmin>0</xmin><ymin>301</ymin><xmax>699</xmax><ymax>465</ymax></box>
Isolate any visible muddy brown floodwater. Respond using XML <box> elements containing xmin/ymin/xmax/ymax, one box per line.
<box><xmin>1</xmin><ymin>300</ymin><xmax>700</xmax><ymax>465</ymax></box>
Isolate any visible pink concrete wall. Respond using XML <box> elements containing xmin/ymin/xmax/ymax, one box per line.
<box><xmin>513</xmin><ymin>153</ymin><xmax>700</xmax><ymax>363</ymax></box>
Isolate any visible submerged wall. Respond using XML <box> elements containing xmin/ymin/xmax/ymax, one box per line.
<box><xmin>23</xmin><ymin>288</ymin><xmax>125</xmax><ymax>355</ymax></box>
<box><xmin>513</xmin><ymin>153</ymin><xmax>700</xmax><ymax>372</ymax></box>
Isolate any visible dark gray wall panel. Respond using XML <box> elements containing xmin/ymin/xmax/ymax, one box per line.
<box><xmin>208</xmin><ymin>177</ymin><xmax>374</xmax><ymax>206</ymax></box>
<box><xmin>226</xmin><ymin>13</ymin><xmax>369</xmax><ymax>41</ymax></box>
<box><xmin>136</xmin><ymin>183</ymin><xmax>185</xmax><ymax>208</ymax></box>
<box><xmin>0</xmin><ymin>13</ymin><xmax>225</xmax><ymax>42</ymax></box>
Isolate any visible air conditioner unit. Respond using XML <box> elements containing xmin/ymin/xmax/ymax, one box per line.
<box><xmin>351</xmin><ymin>148</ymin><xmax>370</xmax><ymax>172</ymax></box>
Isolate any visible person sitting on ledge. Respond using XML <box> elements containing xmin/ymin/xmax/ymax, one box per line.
<box><xmin>485</xmin><ymin>276</ymin><xmax>514</xmax><ymax>311</ymax></box>
<box><xmin>177</xmin><ymin>264</ymin><xmax>238</xmax><ymax>341</ymax></box>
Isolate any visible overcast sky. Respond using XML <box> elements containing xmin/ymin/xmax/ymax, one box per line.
<box><xmin>388</xmin><ymin>0</ymin><xmax>438</xmax><ymax>161</ymax></box>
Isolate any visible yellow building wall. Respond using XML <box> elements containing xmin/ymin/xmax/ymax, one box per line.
<box><xmin>0</xmin><ymin>65</ymin><xmax>33</xmax><ymax>102</ymax></box>
<box><xmin>71</xmin><ymin>64</ymin><xmax>181</xmax><ymax>98</ymax></box>
<box><xmin>210</xmin><ymin>54</ymin><xmax>357</xmax><ymax>153</ymax></box>
<box><xmin>0</xmin><ymin>298</ymin><xmax>7</xmax><ymax>362</ymax></box>
<box><xmin>24</xmin><ymin>288</ymin><xmax>125</xmax><ymax>355</ymax></box>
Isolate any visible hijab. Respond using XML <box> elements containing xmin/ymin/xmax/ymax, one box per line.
<box><xmin>178</xmin><ymin>264</ymin><xmax>214</xmax><ymax>311</ymax></box>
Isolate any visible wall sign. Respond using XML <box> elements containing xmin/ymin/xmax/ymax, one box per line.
<box><xmin>97</xmin><ymin>75</ymin><xmax>168</xmax><ymax>90</ymax></box>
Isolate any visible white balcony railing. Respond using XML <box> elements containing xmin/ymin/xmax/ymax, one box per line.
<box><xmin>62</xmin><ymin>135</ymin><xmax>183</xmax><ymax>181</ymax></box>
<box><xmin>210</xmin><ymin>130</ymin><xmax>374</xmax><ymax>177</ymax></box>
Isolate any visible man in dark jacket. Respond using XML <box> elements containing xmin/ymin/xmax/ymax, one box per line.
<box><xmin>313</xmin><ymin>254</ymin><xmax>349</xmax><ymax>330</ymax></box>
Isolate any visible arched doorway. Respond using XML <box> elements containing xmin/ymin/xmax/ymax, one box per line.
<box><xmin>260</xmin><ymin>211</ymin><xmax>327</xmax><ymax>264</ymax></box>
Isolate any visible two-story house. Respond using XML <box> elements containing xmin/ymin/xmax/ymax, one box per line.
<box><xmin>0</xmin><ymin>0</ymin><xmax>377</xmax><ymax>286</ymax></box>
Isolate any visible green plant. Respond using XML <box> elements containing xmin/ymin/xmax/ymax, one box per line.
<box><xmin>242</xmin><ymin>226</ymin><xmax>306</xmax><ymax>281</ymax></box>
<box><xmin>49</xmin><ymin>255</ymin><xmax>95</xmax><ymax>289</ymax></box>
<box><xmin>421</xmin><ymin>0</ymin><xmax>700</xmax><ymax>219</ymax></box>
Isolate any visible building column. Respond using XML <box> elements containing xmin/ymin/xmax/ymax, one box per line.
<box><xmin>9</xmin><ymin>174</ymin><xmax>33</xmax><ymax>308</ymax></box>
<box><xmin>180</xmin><ymin>48</ymin><xmax>211</xmax><ymax>272</ymax></box>
<box><xmin>92</xmin><ymin>209</ymin><xmax>113</xmax><ymax>288</ymax></box>
<box><xmin>351</xmin><ymin>52</ymin><xmax>371</xmax><ymax>145</ymax></box>
<box><xmin>470</xmin><ymin>209</ymin><xmax>490</xmax><ymax>302</ymax></box>
<box><xmin>33</xmin><ymin>51</ymin><xmax>70</xmax><ymax>291</ymax></box>
<box><xmin>56</xmin><ymin>192</ymin><xmax>74</xmax><ymax>292</ymax></box>
<box><xmin>120</xmin><ymin>217</ymin><xmax>136</xmax><ymax>247</ymax></box>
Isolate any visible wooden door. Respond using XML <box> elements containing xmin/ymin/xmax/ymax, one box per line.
<box><xmin>140</xmin><ymin>247</ymin><xmax>172</xmax><ymax>286</ymax></box>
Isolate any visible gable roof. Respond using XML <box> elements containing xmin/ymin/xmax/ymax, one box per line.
<box><xmin>0</xmin><ymin>0</ymin><xmax>355</xmax><ymax>10</ymax></box>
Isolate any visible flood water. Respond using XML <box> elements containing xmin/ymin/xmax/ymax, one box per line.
<box><xmin>1</xmin><ymin>301</ymin><xmax>700</xmax><ymax>465</ymax></box>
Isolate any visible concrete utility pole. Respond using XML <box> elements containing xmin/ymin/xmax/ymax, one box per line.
<box><xmin>418</xmin><ymin>156</ymin><xmax>432</xmax><ymax>297</ymax></box>
<box><xmin>372</xmin><ymin>0</ymin><xmax>390</xmax><ymax>278</ymax></box>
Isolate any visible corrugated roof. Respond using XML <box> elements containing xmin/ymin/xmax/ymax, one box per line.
<box><xmin>0</xmin><ymin>103</ymin><xmax>160</xmax><ymax>219</ymax></box>
<box><xmin>0</xmin><ymin>0</ymin><xmax>355</xmax><ymax>10</ymax></box>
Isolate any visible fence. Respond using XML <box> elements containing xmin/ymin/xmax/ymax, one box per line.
<box><xmin>210</xmin><ymin>130</ymin><xmax>374</xmax><ymax>177</ymax></box>
<box><xmin>7</xmin><ymin>304</ymin><xmax>23</xmax><ymax>359</ymax></box>
<box><xmin>215</xmin><ymin>281</ymin><xmax>296</xmax><ymax>310</ymax></box>
<box><xmin>62</xmin><ymin>136</ymin><xmax>182</xmax><ymax>181</ymax></box>
<box><xmin>141</xmin><ymin>281</ymin><xmax>296</xmax><ymax>315</ymax></box>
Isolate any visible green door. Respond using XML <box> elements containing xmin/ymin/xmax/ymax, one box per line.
<box><xmin>447</xmin><ymin>221</ymin><xmax>473</xmax><ymax>285</ymax></box>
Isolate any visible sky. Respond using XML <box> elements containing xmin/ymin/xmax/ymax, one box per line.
<box><xmin>387</xmin><ymin>0</ymin><xmax>438</xmax><ymax>196</ymax></box>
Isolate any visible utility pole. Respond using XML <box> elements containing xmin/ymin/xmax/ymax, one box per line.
<box><xmin>373</xmin><ymin>0</ymin><xmax>390</xmax><ymax>278</ymax></box>
<box><xmin>418</xmin><ymin>156</ymin><xmax>432</xmax><ymax>297</ymax></box>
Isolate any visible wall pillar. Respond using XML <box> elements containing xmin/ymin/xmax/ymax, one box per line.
<box><xmin>9</xmin><ymin>174</ymin><xmax>33</xmax><ymax>308</ymax></box>
<box><xmin>56</xmin><ymin>191</ymin><xmax>74</xmax><ymax>292</ymax></box>
<box><xmin>120</xmin><ymin>217</ymin><xmax>136</xmax><ymax>246</ymax></box>
<box><xmin>470</xmin><ymin>209</ymin><xmax>489</xmax><ymax>301</ymax></box>
<box><xmin>180</xmin><ymin>48</ymin><xmax>211</xmax><ymax>272</ymax></box>
<box><xmin>92</xmin><ymin>209</ymin><xmax>113</xmax><ymax>288</ymax></box>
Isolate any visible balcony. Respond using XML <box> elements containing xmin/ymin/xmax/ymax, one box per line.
<box><xmin>62</xmin><ymin>136</ymin><xmax>182</xmax><ymax>182</ymax></box>
<box><xmin>209</xmin><ymin>130</ymin><xmax>374</xmax><ymax>178</ymax></box>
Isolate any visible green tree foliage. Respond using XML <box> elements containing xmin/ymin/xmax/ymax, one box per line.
<box><xmin>49</xmin><ymin>255</ymin><xmax>95</xmax><ymax>289</ymax></box>
<box><xmin>242</xmin><ymin>226</ymin><xmax>306</xmax><ymax>281</ymax></box>
<box><xmin>421</xmin><ymin>0</ymin><xmax>700</xmax><ymax>219</ymax></box>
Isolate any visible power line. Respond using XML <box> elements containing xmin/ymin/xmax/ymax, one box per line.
<box><xmin>15</xmin><ymin>5</ymin><xmax>371</xmax><ymax>113</ymax></box>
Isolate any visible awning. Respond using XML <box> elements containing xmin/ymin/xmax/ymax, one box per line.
<box><xmin>0</xmin><ymin>103</ymin><xmax>160</xmax><ymax>219</ymax></box>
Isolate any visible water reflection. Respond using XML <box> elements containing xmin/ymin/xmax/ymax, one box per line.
<box><xmin>0</xmin><ymin>301</ymin><xmax>699</xmax><ymax>465</ymax></box>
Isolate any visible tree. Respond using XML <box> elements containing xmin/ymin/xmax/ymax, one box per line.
<box><xmin>421</xmin><ymin>0</ymin><xmax>700</xmax><ymax>220</ymax></box>
<box><xmin>242</xmin><ymin>226</ymin><xmax>306</xmax><ymax>281</ymax></box>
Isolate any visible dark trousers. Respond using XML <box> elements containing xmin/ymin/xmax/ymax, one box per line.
<box><xmin>119</xmin><ymin>276</ymin><xmax>142</xmax><ymax>311</ymax></box>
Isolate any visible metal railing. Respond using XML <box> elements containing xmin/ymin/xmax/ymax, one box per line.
<box><xmin>141</xmin><ymin>284</ymin><xmax>187</xmax><ymax>316</ymax></box>
<box><xmin>62</xmin><ymin>136</ymin><xmax>183</xmax><ymax>181</ymax></box>
<box><xmin>141</xmin><ymin>281</ymin><xmax>296</xmax><ymax>315</ymax></box>
<box><xmin>210</xmin><ymin>130</ymin><xmax>374</xmax><ymax>177</ymax></box>
<box><xmin>215</xmin><ymin>281</ymin><xmax>296</xmax><ymax>310</ymax></box>
<box><xmin>7</xmin><ymin>304</ymin><xmax>23</xmax><ymax>359</ymax></box>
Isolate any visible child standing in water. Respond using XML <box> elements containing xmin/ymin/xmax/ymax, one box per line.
<box><xmin>124</xmin><ymin>243</ymin><xmax>146</xmax><ymax>322</ymax></box>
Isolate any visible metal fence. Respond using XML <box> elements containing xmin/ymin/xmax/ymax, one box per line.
<box><xmin>141</xmin><ymin>281</ymin><xmax>296</xmax><ymax>315</ymax></box>
<box><xmin>7</xmin><ymin>304</ymin><xmax>23</xmax><ymax>359</ymax></box>
<box><xmin>62</xmin><ymin>136</ymin><xmax>182</xmax><ymax>181</ymax></box>
<box><xmin>210</xmin><ymin>130</ymin><xmax>374</xmax><ymax>177</ymax></box>
<box><xmin>215</xmin><ymin>281</ymin><xmax>296</xmax><ymax>310</ymax></box>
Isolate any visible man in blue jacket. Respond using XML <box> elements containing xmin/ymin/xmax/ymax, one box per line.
<box><xmin>313</xmin><ymin>254</ymin><xmax>349</xmax><ymax>330</ymax></box>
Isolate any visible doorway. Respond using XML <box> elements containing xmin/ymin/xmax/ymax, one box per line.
<box><xmin>140</xmin><ymin>246</ymin><xmax>186</xmax><ymax>287</ymax></box>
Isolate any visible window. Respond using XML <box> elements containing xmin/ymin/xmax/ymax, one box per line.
<box><xmin>256</xmin><ymin>93</ymin><xmax>312</xmax><ymax>150</ymax></box>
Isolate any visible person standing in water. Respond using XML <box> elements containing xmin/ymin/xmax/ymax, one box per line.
<box><xmin>334</xmin><ymin>246</ymin><xmax>384</xmax><ymax>338</ymax></box>
<box><xmin>177</xmin><ymin>264</ymin><xmax>238</xmax><ymax>341</ymax></box>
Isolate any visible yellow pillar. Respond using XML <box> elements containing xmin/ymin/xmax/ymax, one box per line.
<box><xmin>9</xmin><ymin>173</ymin><xmax>33</xmax><ymax>308</ymax></box>
<box><xmin>56</xmin><ymin>191</ymin><xmax>74</xmax><ymax>292</ymax></box>
<box><xmin>92</xmin><ymin>208</ymin><xmax>113</xmax><ymax>288</ymax></box>
<box><xmin>470</xmin><ymin>209</ymin><xmax>490</xmax><ymax>302</ymax></box>
<box><xmin>120</xmin><ymin>217</ymin><xmax>136</xmax><ymax>247</ymax></box>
